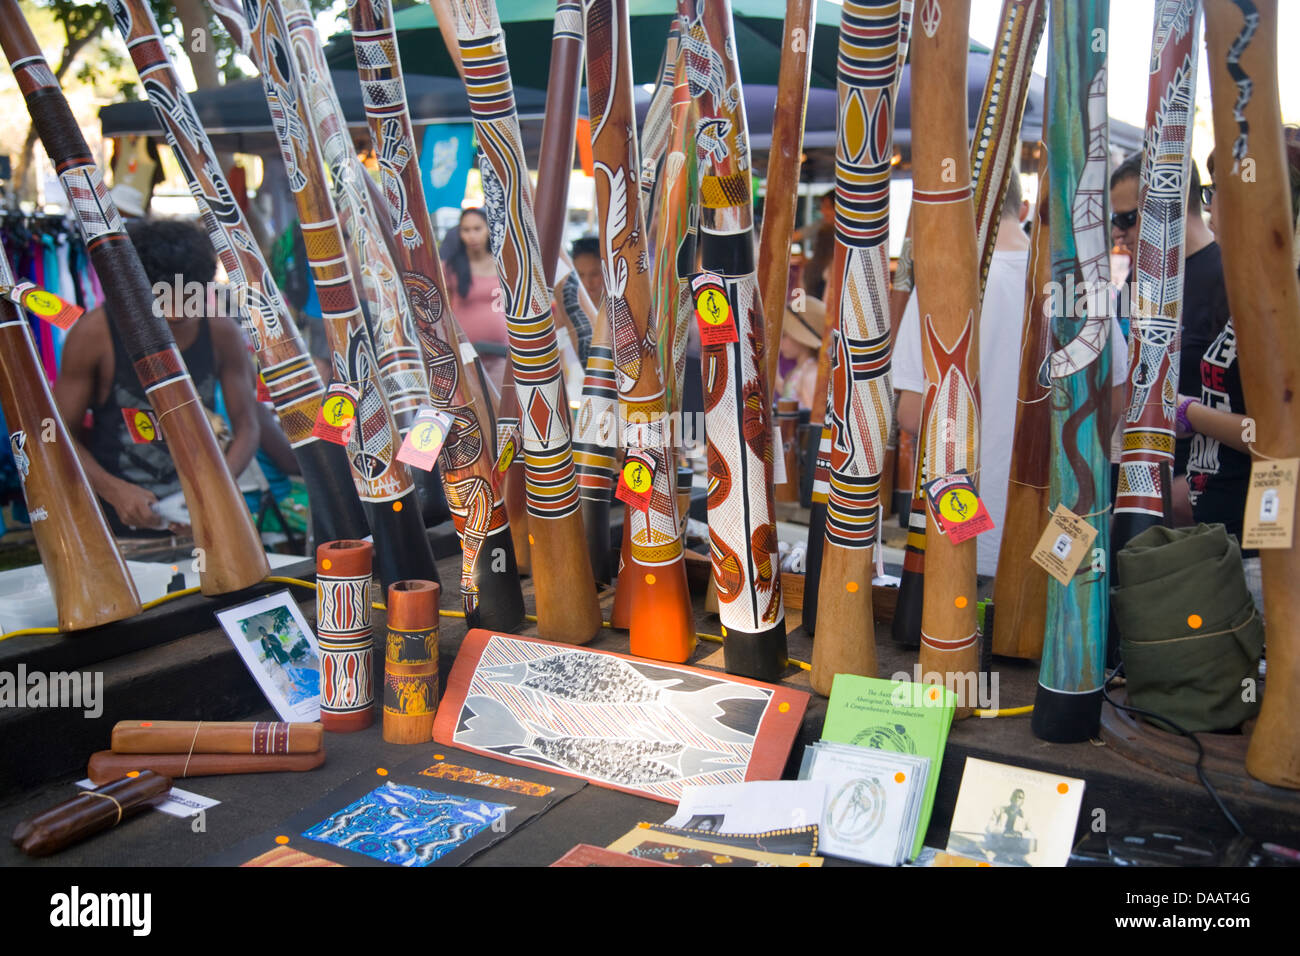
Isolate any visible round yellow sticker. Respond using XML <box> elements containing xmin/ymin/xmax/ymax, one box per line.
<box><xmin>411</xmin><ymin>420</ymin><xmax>444</xmax><ymax>452</ymax></box>
<box><xmin>938</xmin><ymin>487</ymin><xmax>979</xmax><ymax>524</ymax></box>
<box><xmin>696</xmin><ymin>288</ymin><xmax>730</xmax><ymax>326</ymax></box>
<box><xmin>623</xmin><ymin>459</ymin><xmax>653</xmax><ymax>493</ymax></box>
<box><xmin>497</xmin><ymin>441</ymin><xmax>515</xmax><ymax>473</ymax></box>
<box><xmin>24</xmin><ymin>290</ymin><xmax>61</xmax><ymax>318</ymax></box>
<box><xmin>133</xmin><ymin>411</ymin><xmax>155</xmax><ymax>441</ymax></box>
<box><xmin>322</xmin><ymin>394</ymin><xmax>355</xmax><ymax>427</ymax></box>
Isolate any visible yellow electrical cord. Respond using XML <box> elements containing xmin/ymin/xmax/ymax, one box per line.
<box><xmin>973</xmin><ymin>705</ymin><xmax>1033</xmax><ymax>717</ymax></box>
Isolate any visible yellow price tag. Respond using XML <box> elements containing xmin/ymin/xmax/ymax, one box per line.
<box><xmin>411</xmin><ymin>420</ymin><xmax>445</xmax><ymax>452</ymax></box>
<box><xmin>938</xmin><ymin>487</ymin><xmax>979</xmax><ymax>524</ymax></box>
<box><xmin>23</xmin><ymin>290</ymin><xmax>61</xmax><ymax>318</ymax></box>
<box><xmin>696</xmin><ymin>288</ymin><xmax>731</xmax><ymax>326</ymax></box>
<box><xmin>497</xmin><ymin>440</ymin><xmax>515</xmax><ymax>473</ymax></box>
<box><xmin>133</xmin><ymin>411</ymin><xmax>156</xmax><ymax>442</ymax></box>
<box><xmin>322</xmin><ymin>394</ymin><xmax>355</xmax><ymax>427</ymax></box>
<box><xmin>622</xmin><ymin>459</ymin><xmax>653</xmax><ymax>494</ymax></box>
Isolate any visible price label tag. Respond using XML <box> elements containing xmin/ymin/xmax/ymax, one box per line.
<box><xmin>615</xmin><ymin>452</ymin><xmax>656</xmax><ymax>512</ymax></box>
<box><xmin>312</xmin><ymin>384</ymin><xmax>359</xmax><ymax>446</ymax></box>
<box><xmin>1030</xmin><ymin>504</ymin><xmax>1099</xmax><ymax>585</ymax></box>
<box><xmin>496</xmin><ymin>424</ymin><xmax>520</xmax><ymax>473</ymax></box>
<box><xmin>691</xmin><ymin>273</ymin><xmax>738</xmax><ymax>346</ymax></box>
<box><xmin>396</xmin><ymin>407</ymin><xmax>455</xmax><ymax>472</ymax></box>
<box><xmin>1241</xmin><ymin>457</ymin><xmax>1298</xmax><ymax>550</ymax></box>
<box><xmin>4</xmin><ymin>282</ymin><xmax>84</xmax><ymax>329</ymax></box>
<box><xmin>922</xmin><ymin>471</ymin><xmax>993</xmax><ymax>544</ymax></box>
<box><xmin>122</xmin><ymin>407</ymin><xmax>163</xmax><ymax>444</ymax></box>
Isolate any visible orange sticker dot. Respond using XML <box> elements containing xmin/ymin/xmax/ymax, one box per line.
<box><xmin>929</xmin><ymin>688</ymin><xmax>939</xmax><ymax>701</ymax></box>
<box><xmin>645</xmin><ymin>573</ymin><xmax>656</xmax><ymax>585</ymax></box>
<box><xmin>376</xmin><ymin>768</ymin><xmax>388</xmax><ymax>776</ymax></box>
<box><xmin>894</xmin><ymin>772</ymin><xmax>906</xmax><ymax>783</ymax></box>
<box><xmin>528</xmin><ymin>534</ymin><xmax>535</xmax><ymax>546</ymax></box>
<box><xmin>846</xmin><ymin>581</ymin><xmax>859</xmax><ymax>593</ymax></box>
<box><xmin>1057</xmin><ymin>782</ymin><xmax>1069</xmax><ymax>794</ymax></box>
<box><xmin>321</xmin><ymin>558</ymin><xmax>332</xmax><ymax>571</ymax></box>
<box><xmin>275</xmin><ymin>835</ymin><xmax>290</xmax><ymax>845</ymax></box>
<box><xmin>170</xmin><ymin>565</ymin><xmax>179</xmax><ymax>573</ymax></box>
<box><xmin>433</xmin><ymin>754</ymin><xmax>444</xmax><ymax>761</ymax></box>
<box><xmin>778</xmin><ymin>702</ymin><xmax>790</xmax><ymax>713</ymax></box>
<box><xmin>126</xmin><ymin>771</ymin><xmax>140</xmax><ymax>778</ymax></box>
<box><xmin>1187</xmin><ymin>614</ymin><xmax>1202</xmax><ymax>629</ymax></box>
<box><xmin>637</xmin><ymin>821</ymin><xmax>651</xmax><ymax>829</ymax></box>
<box><xmin>140</xmin><ymin>721</ymin><xmax>153</xmax><ymax>727</ymax></box>
<box><xmin>392</xmin><ymin>501</ymin><xmax>402</xmax><ymax>513</ymax></box>
<box><xmin>955</xmin><ymin>595</ymin><xmax>968</xmax><ymax>609</ymax></box>
<box><xmin>721</xmin><ymin>626</ymin><xmax>728</xmax><ymax>637</ymax></box>
<box><xmin>797</xmin><ymin>861</ymin><xmax>812</xmax><ymax>867</ymax></box>
<box><xmin>977</xmin><ymin>861</ymin><xmax>991</xmax><ymax>867</ymax></box>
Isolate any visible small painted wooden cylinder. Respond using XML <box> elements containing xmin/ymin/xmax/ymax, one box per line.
<box><xmin>316</xmin><ymin>539</ymin><xmax>375</xmax><ymax>733</ymax></box>
<box><xmin>383</xmin><ymin>580</ymin><xmax>440</xmax><ymax>745</ymax></box>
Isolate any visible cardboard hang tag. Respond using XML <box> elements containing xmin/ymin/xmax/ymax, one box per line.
<box><xmin>396</xmin><ymin>407</ymin><xmax>456</xmax><ymax>472</ymax></box>
<box><xmin>496</xmin><ymin>423</ymin><xmax>520</xmax><ymax>473</ymax></box>
<box><xmin>615</xmin><ymin>452</ymin><xmax>656</xmax><ymax>512</ymax></box>
<box><xmin>1031</xmin><ymin>504</ymin><xmax>1099</xmax><ymax>585</ymax></box>
<box><xmin>922</xmin><ymin>471</ymin><xmax>993</xmax><ymax>544</ymax></box>
<box><xmin>691</xmin><ymin>273</ymin><xmax>739</xmax><ymax>346</ymax></box>
<box><xmin>1241</xmin><ymin>457</ymin><xmax>1298</xmax><ymax>550</ymax></box>
<box><xmin>122</xmin><ymin>407</ymin><xmax>163</xmax><ymax>444</ymax></box>
<box><xmin>311</xmin><ymin>384</ymin><xmax>359</xmax><ymax>446</ymax></box>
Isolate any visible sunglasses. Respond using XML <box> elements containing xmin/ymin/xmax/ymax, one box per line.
<box><xmin>1200</xmin><ymin>184</ymin><xmax>1215</xmax><ymax>206</ymax></box>
<box><xmin>1110</xmin><ymin>208</ymin><xmax>1138</xmax><ymax>230</ymax></box>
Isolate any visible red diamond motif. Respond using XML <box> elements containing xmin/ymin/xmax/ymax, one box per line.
<box><xmin>527</xmin><ymin>388</ymin><xmax>553</xmax><ymax>443</ymax></box>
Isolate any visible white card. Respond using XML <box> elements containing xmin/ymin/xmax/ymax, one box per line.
<box><xmin>76</xmin><ymin>779</ymin><xmax>219</xmax><ymax>818</ymax></box>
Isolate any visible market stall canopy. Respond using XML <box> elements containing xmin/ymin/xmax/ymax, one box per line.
<box><xmin>98</xmin><ymin>70</ymin><xmax>551</xmax><ymax>155</ymax></box>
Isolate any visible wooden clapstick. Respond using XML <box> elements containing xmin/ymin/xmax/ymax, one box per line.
<box><xmin>88</xmin><ymin>750</ymin><xmax>324</xmax><ymax>784</ymax></box>
<box><xmin>316</xmin><ymin>540</ymin><xmax>376</xmax><ymax>732</ymax></box>
<box><xmin>13</xmin><ymin>770</ymin><xmax>171</xmax><ymax>857</ymax></box>
<box><xmin>383</xmin><ymin>580</ymin><xmax>440</xmax><ymax>744</ymax></box>
<box><xmin>912</xmin><ymin>0</ymin><xmax>982</xmax><ymax>718</ymax></box>
<box><xmin>0</xmin><ymin>2</ymin><xmax>269</xmax><ymax>596</ymax></box>
<box><xmin>110</xmin><ymin>720</ymin><xmax>324</xmax><ymax>755</ymax></box>
<box><xmin>1204</xmin><ymin>0</ymin><xmax>1300</xmax><ymax>789</ymax></box>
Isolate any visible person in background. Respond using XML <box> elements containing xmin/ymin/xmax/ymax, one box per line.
<box><xmin>53</xmin><ymin>218</ymin><xmax>260</xmax><ymax>536</ymax></box>
<box><xmin>444</xmin><ymin>207</ymin><xmax>510</xmax><ymax>391</ymax></box>
<box><xmin>1109</xmin><ymin>152</ymin><xmax>1141</xmax><ymax>257</ymax></box>
<box><xmin>893</xmin><ymin>175</ymin><xmax>1127</xmax><ymax>585</ymax></box>
<box><xmin>775</xmin><ymin>296</ymin><xmax>826</xmax><ymax>410</ymax></box>
<box><xmin>570</xmin><ymin>235</ymin><xmax>604</xmax><ymax>308</ymax></box>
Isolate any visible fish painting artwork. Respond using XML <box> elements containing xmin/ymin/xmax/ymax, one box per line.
<box><xmin>301</xmin><ymin>782</ymin><xmax>512</xmax><ymax>866</ymax></box>
<box><xmin>436</xmin><ymin>631</ymin><xmax>810</xmax><ymax>802</ymax></box>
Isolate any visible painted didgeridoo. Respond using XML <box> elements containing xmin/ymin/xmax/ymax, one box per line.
<box><xmin>1112</xmin><ymin>0</ymin><xmax>1200</xmax><ymax>549</ymax></box>
<box><xmin>212</xmin><ymin>0</ymin><xmax>437</xmax><ymax>590</ymax></box>
<box><xmin>109</xmin><ymin>0</ymin><xmax>367</xmax><ymax>547</ymax></box>
<box><xmin>758</xmin><ymin>0</ymin><xmax>817</xmax><ymax>390</ymax></box>
<box><xmin>991</xmin><ymin>162</ymin><xmax>1053</xmax><ymax>659</ymax></box>
<box><xmin>679</xmin><ymin>0</ymin><xmax>787</xmax><ymax>679</ymax></box>
<box><xmin>0</xmin><ymin>3</ymin><xmax>269</xmax><ymax>596</ymax></box>
<box><xmin>810</xmin><ymin>0</ymin><xmax>902</xmax><ymax>696</ymax></box>
<box><xmin>12</xmin><ymin>771</ymin><xmax>170</xmax><ymax>857</ymax></box>
<box><xmin>346</xmin><ymin>0</ymin><xmax>523</xmax><ymax>630</ymax></box>
<box><xmin>450</xmin><ymin>0</ymin><xmax>602</xmax><ymax>644</ymax></box>
<box><xmin>1033</xmin><ymin>0</ymin><xmax>1112</xmax><ymax>743</ymax></box>
<box><xmin>912</xmin><ymin>0</ymin><xmax>982</xmax><ymax>718</ymax></box>
<box><xmin>0</xmin><ymin>243</ymin><xmax>141</xmax><ymax>630</ymax></box>
<box><xmin>383</xmin><ymin>579</ymin><xmax>440</xmax><ymax>744</ymax></box>
<box><xmin>638</xmin><ymin>17</ymin><xmax>682</xmax><ymax>222</ymax></box>
<box><xmin>316</xmin><ymin>539</ymin><xmax>376</xmax><ymax>733</ymax></box>
<box><xmin>572</xmin><ymin>299</ymin><xmax>619</xmax><ymax>583</ymax></box>
<box><xmin>1205</xmin><ymin>0</ymin><xmax>1300</xmax><ymax>789</ymax></box>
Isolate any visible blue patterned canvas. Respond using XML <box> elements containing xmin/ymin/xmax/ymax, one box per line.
<box><xmin>302</xmin><ymin>782</ymin><xmax>513</xmax><ymax>866</ymax></box>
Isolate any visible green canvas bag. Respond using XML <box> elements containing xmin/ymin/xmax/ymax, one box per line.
<box><xmin>1111</xmin><ymin>524</ymin><xmax>1263</xmax><ymax>733</ymax></box>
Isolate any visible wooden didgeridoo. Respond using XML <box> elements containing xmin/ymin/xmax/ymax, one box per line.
<box><xmin>757</xmin><ymin>0</ymin><xmax>817</xmax><ymax>390</ymax></box>
<box><xmin>573</xmin><ymin>299</ymin><xmax>619</xmax><ymax>583</ymax></box>
<box><xmin>213</xmin><ymin>0</ymin><xmax>436</xmax><ymax>591</ymax></box>
<box><xmin>346</xmin><ymin>0</ymin><xmax>522</xmax><ymax>630</ymax></box>
<box><xmin>383</xmin><ymin>580</ymin><xmax>439</xmax><ymax>744</ymax></box>
<box><xmin>87</xmin><ymin>751</ymin><xmax>324</xmax><ymax>784</ymax></box>
<box><xmin>110</xmin><ymin>0</ymin><xmax>367</xmax><ymax>547</ymax></box>
<box><xmin>450</xmin><ymin>0</ymin><xmax>602</xmax><ymax>644</ymax></box>
<box><xmin>991</xmin><ymin>162</ymin><xmax>1053</xmax><ymax>660</ymax></box>
<box><xmin>316</xmin><ymin>540</ymin><xmax>376</xmax><ymax>732</ymax></box>
<box><xmin>680</xmin><ymin>0</ymin><xmax>787</xmax><ymax>678</ymax></box>
<box><xmin>1206</xmin><ymin>0</ymin><xmax>1300</xmax><ymax>789</ymax></box>
<box><xmin>912</xmin><ymin>0</ymin><xmax>982</xmax><ymax>718</ymax></box>
<box><xmin>0</xmin><ymin>5</ymin><xmax>268</xmax><ymax>596</ymax></box>
<box><xmin>0</xmin><ymin>245</ymin><xmax>141</xmax><ymax>631</ymax></box>
<box><xmin>110</xmin><ymin>721</ymin><xmax>324</xmax><ymax>754</ymax></box>
<box><xmin>13</xmin><ymin>771</ymin><xmax>170</xmax><ymax>857</ymax></box>
<box><xmin>810</xmin><ymin>0</ymin><xmax>903</xmax><ymax>696</ymax></box>
<box><xmin>638</xmin><ymin>17</ymin><xmax>682</xmax><ymax>222</ymax></box>
<box><xmin>1032</xmin><ymin>0</ymin><xmax>1112</xmax><ymax>743</ymax></box>
<box><xmin>585</xmin><ymin>0</ymin><xmax>694</xmax><ymax>662</ymax></box>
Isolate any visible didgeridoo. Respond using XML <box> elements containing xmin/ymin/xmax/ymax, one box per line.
<box><xmin>0</xmin><ymin>3</ymin><xmax>269</xmax><ymax>596</ymax></box>
<box><xmin>346</xmin><ymin>0</ymin><xmax>523</xmax><ymax>630</ymax></box>
<box><xmin>0</xmin><ymin>238</ymin><xmax>141</xmax><ymax>630</ymax></box>
<box><xmin>584</xmin><ymin>0</ymin><xmax>694</xmax><ymax>662</ymax></box>
<box><xmin>1204</xmin><ymin>0</ymin><xmax>1300</xmax><ymax>789</ymax></box>
<box><xmin>109</xmin><ymin>0</ymin><xmax>367</xmax><ymax>547</ymax></box>
<box><xmin>912</xmin><ymin>0</ymin><xmax>981</xmax><ymax>718</ymax></box>
<box><xmin>450</xmin><ymin>0</ymin><xmax>602</xmax><ymax>644</ymax></box>
<box><xmin>110</xmin><ymin>720</ymin><xmax>324</xmax><ymax>754</ymax></box>
<box><xmin>810</xmin><ymin>0</ymin><xmax>902</xmax><ymax>697</ymax></box>
<box><xmin>88</xmin><ymin>750</ymin><xmax>325</xmax><ymax>784</ymax></box>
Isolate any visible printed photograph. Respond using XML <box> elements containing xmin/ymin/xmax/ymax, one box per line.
<box><xmin>217</xmin><ymin>590</ymin><xmax>322</xmax><ymax>721</ymax></box>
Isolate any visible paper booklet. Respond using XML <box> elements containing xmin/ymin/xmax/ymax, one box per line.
<box><xmin>665</xmin><ymin>780</ymin><xmax>827</xmax><ymax>835</ymax></box>
<box><xmin>821</xmin><ymin>675</ymin><xmax>956</xmax><ymax>859</ymax></box>
<box><xmin>944</xmin><ymin>756</ymin><xmax>1085</xmax><ymax>867</ymax></box>
<box><xmin>799</xmin><ymin>741</ymin><xmax>929</xmax><ymax>866</ymax></box>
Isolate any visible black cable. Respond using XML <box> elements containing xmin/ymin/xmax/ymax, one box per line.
<box><xmin>1101</xmin><ymin>664</ymin><xmax>1246</xmax><ymax>838</ymax></box>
